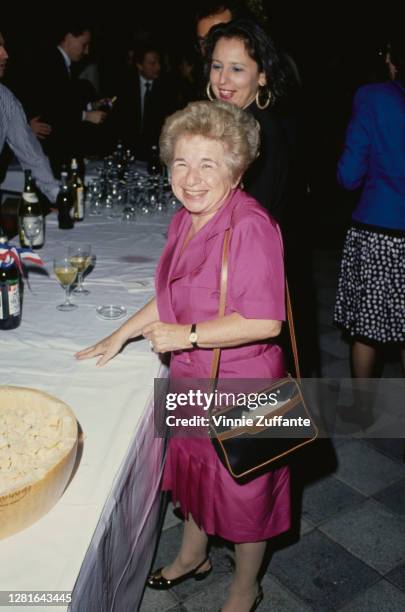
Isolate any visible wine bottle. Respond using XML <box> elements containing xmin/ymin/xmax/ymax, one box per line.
<box><xmin>0</xmin><ymin>235</ymin><xmax>22</xmax><ymax>330</ymax></box>
<box><xmin>69</xmin><ymin>158</ymin><xmax>85</xmax><ymax>221</ymax></box>
<box><xmin>57</xmin><ymin>169</ymin><xmax>74</xmax><ymax>229</ymax></box>
<box><xmin>18</xmin><ymin>170</ymin><xmax>45</xmax><ymax>249</ymax></box>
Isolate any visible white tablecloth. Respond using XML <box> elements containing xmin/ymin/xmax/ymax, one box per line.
<box><xmin>0</xmin><ymin>208</ymin><xmax>172</xmax><ymax>610</ymax></box>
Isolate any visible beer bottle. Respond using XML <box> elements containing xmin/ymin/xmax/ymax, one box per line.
<box><xmin>18</xmin><ymin>170</ymin><xmax>45</xmax><ymax>249</ymax></box>
<box><xmin>69</xmin><ymin>158</ymin><xmax>85</xmax><ymax>221</ymax></box>
<box><xmin>0</xmin><ymin>234</ymin><xmax>23</xmax><ymax>330</ymax></box>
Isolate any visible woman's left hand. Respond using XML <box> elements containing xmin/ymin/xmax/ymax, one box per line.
<box><xmin>142</xmin><ymin>322</ymin><xmax>190</xmax><ymax>353</ymax></box>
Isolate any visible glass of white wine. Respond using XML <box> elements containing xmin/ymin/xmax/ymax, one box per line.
<box><xmin>53</xmin><ymin>256</ymin><xmax>78</xmax><ymax>311</ymax></box>
<box><xmin>68</xmin><ymin>244</ymin><xmax>92</xmax><ymax>296</ymax></box>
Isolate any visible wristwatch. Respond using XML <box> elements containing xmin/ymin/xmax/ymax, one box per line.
<box><xmin>189</xmin><ymin>323</ymin><xmax>198</xmax><ymax>348</ymax></box>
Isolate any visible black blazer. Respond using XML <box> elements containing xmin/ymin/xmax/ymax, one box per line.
<box><xmin>244</xmin><ymin>102</ymin><xmax>289</xmax><ymax>223</ymax></box>
<box><xmin>26</xmin><ymin>48</ymin><xmax>85</xmax><ymax>171</ymax></box>
<box><xmin>108</xmin><ymin>71</ymin><xmax>175</xmax><ymax>160</ymax></box>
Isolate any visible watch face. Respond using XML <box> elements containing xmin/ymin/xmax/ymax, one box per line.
<box><xmin>189</xmin><ymin>332</ymin><xmax>198</xmax><ymax>343</ymax></box>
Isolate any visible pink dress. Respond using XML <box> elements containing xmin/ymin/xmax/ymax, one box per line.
<box><xmin>155</xmin><ymin>189</ymin><xmax>291</xmax><ymax>543</ymax></box>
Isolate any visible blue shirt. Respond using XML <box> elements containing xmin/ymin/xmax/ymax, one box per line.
<box><xmin>338</xmin><ymin>80</ymin><xmax>405</xmax><ymax>230</ymax></box>
<box><xmin>0</xmin><ymin>83</ymin><xmax>58</xmax><ymax>202</ymax></box>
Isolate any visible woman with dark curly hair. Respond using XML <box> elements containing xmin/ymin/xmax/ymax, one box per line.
<box><xmin>204</xmin><ymin>18</ymin><xmax>289</xmax><ymax>222</ymax></box>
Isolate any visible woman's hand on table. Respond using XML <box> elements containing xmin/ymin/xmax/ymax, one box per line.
<box><xmin>74</xmin><ymin>332</ymin><xmax>126</xmax><ymax>367</ymax></box>
<box><xmin>143</xmin><ymin>322</ymin><xmax>190</xmax><ymax>353</ymax></box>
<box><xmin>75</xmin><ymin>298</ymin><xmax>161</xmax><ymax>364</ymax></box>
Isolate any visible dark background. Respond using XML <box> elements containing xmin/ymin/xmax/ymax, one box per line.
<box><xmin>1</xmin><ymin>1</ymin><xmax>395</xmax><ymax>247</ymax></box>
<box><xmin>2</xmin><ymin>2</ymin><xmax>393</xmax><ymax>90</ymax></box>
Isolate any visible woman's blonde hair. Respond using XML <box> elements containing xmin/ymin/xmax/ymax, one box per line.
<box><xmin>160</xmin><ymin>100</ymin><xmax>260</xmax><ymax>180</ymax></box>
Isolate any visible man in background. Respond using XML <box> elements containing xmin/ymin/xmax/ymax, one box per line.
<box><xmin>195</xmin><ymin>1</ymin><xmax>247</xmax><ymax>55</ymax></box>
<box><xmin>16</xmin><ymin>21</ymin><xmax>107</xmax><ymax>174</ymax></box>
<box><xmin>108</xmin><ymin>42</ymin><xmax>175</xmax><ymax>160</ymax></box>
<box><xmin>0</xmin><ymin>31</ymin><xmax>58</xmax><ymax>204</ymax></box>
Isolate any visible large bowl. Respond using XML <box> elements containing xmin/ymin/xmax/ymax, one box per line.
<box><xmin>0</xmin><ymin>386</ymin><xmax>78</xmax><ymax>540</ymax></box>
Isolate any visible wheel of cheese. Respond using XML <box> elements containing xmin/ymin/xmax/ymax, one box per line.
<box><xmin>0</xmin><ymin>386</ymin><xmax>78</xmax><ymax>540</ymax></box>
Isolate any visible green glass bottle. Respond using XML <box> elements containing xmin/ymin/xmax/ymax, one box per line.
<box><xmin>0</xmin><ymin>235</ymin><xmax>22</xmax><ymax>330</ymax></box>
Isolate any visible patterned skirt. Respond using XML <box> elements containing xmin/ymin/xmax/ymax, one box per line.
<box><xmin>334</xmin><ymin>222</ymin><xmax>405</xmax><ymax>343</ymax></box>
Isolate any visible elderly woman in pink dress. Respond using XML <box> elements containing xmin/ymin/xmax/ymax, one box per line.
<box><xmin>76</xmin><ymin>100</ymin><xmax>290</xmax><ymax>612</ymax></box>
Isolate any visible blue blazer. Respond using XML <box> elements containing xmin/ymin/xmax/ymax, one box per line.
<box><xmin>338</xmin><ymin>80</ymin><xmax>405</xmax><ymax>230</ymax></box>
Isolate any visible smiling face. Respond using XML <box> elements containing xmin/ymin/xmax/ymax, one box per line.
<box><xmin>210</xmin><ymin>37</ymin><xmax>266</xmax><ymax>109</ymax></box>
<box><xmin>171</xmin><ymin>134</ymin><xmax>237</xmax><ymax>220</ymax></box>
<box><xmin>0</xmin><ymin>32</ymin><xmax>9</xmax><ymax>78</ymax></box>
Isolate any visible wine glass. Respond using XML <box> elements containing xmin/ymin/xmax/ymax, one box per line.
<box><xmin>87</xmin><ymin>180</ymin><xmax>104</xmax><ymax>216</ymax></box>
<box><xmin>122</xmin><ymin>204</ymin><xmax>136</xmax><ymax>223</ymax></box>
<box><xmin>68</xmin><ymin>244</ymin><xmax>92</xmax><ymax>296</ymax></box>
<box><xmin>23</xmin><ymin>217</ymin><xmax>42</xmax><ymax>249</ymax></box>
<box><xmin>106</xmin><ymin>180</ymin><xmax>124</xmax><ymax>218</ymax></box>
<box><xmin>53</xmin><ymin>256</ymin><xmax>78</xmax><ymax>311</ymax></box>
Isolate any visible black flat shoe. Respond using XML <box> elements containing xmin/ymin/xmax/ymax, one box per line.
<box><xmin>147</xmin><ymin>557</ymin><xmax>212</xmax><ymax>590</ymax></box>
<box><xmin>218</xmin><ymin>586</ymin><xmax>264</xmax><ymax>612</ymax></box>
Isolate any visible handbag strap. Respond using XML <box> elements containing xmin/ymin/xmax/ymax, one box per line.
<box><xmin>209</xmin><ymin>228</ymin><xmax>301</xmax><ymax>381</ymax></box>
<box><xmin>209</xmin><ymin>228</ymin><xmax>231</xmax><ymax>381</ymax></box>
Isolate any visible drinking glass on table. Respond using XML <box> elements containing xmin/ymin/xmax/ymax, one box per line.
<box><xmin>87</xmin><ymin>180</ymin><xmax>104</xmax><ymax>216</ymax></box>
<box><xmin>53</xmin><ymin>256</ymin><xmax>78</xmax><ymax>311</ymax></box>
<box><xmin>121</xmin><ymin>204</ymin><xmax>137</xmax><ymax>223</ymax></box>
<box><xmin>68</xmin><ymin>244</ymin><xmax>92</xmax><ymax>296</ymax></box>
<box><xmin>106</xmin><ymin>180</ymin><xmax>124</xmax><ymax>218</ymax></box>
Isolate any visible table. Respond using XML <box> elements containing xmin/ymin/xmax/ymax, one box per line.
<box><xmin>0</xmin><ymin>206</ymin><xmax>172</xmax><ymax>610</ymax></box>
<box><xmin>0</xmin><ymin>158</ymin><xmax>105</xmax><ymax>201</ymax></box>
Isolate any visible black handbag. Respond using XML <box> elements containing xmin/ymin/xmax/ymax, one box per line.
<box><xmin>209</xmin><ymin>228</ymin><xmax>318</xmax><ymax>480</ymax></box>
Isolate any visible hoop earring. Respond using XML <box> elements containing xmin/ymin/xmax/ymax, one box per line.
<box><xmin>255</xmin><ymin>88</ymin><xmax>271</xmax><ymax>110</ymax></box>
<box><xmin>206</xmin><ymin>82</ymin><xmax>215</xmax><ymax>101</ymax></box>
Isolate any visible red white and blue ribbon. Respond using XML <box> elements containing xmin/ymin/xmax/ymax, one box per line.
<box><xmin>0</xmin><ymin>244</ymin><xmax>44</xmax><ymax>274</ymax></box>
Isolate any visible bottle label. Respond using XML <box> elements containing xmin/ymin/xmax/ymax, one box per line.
<box><xmin>21</xmin><ymin>215</ymin><xmax>44</xmax><ymax>247</ymax></box>
<box><xmin>8</xmin><ymin>282</ymin><xmax>20</xmax><ymax>316</ymax></box>
<box><xmin>32</xmin><ymin>229</ymin><xmax>44</xmax><ymax>247</ymax></box>
<box><xmin>23</xmin><ymin>192</ymin><xmax>39</xmax><ymax>204</ymax></box>
<box><xmin>75</xmin><ymin>187</ymin><xmax>84</xmax><ymax>220</ymax></box>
